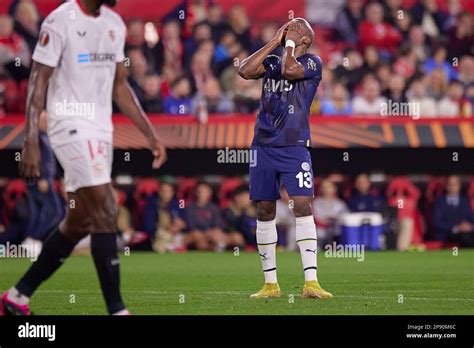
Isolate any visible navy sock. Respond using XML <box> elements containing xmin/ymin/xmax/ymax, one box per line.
<box><xmin>91</xmin><ymin>233</ymin><xmax>125</xmax><ymax>314</ymax></box>
<box><xmin>16</xmin><ymin>228</ymin><xmax>77</xmax><ymax>297</ymax></box>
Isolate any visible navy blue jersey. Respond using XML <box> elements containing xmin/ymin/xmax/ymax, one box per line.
<box><xmin>252</xmin><ymin>53</ymin><xmax>322</xmax><ymax>147</ymax></box>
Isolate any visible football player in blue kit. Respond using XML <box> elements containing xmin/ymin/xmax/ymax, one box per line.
<box><xmin>238</xmin><ymin>18</ymin><xmax>332</xmax><ymax>299</ymax></box>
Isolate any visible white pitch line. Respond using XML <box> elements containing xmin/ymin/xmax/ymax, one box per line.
<box><xmin>19</xmin><ymin>289</ymin><xmax>474</xmax><ymax>302</ymax></box>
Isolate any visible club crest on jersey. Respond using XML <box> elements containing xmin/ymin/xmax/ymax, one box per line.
<box><xmin>39</xmin><ymin>31</ymin><xmax>49</xmax><ymax>46</ymax></box>
<box><xmin>108</xmin><ymin>30</ymin><xmax>116</xmax><ymax>42</ymax></box>
<box><xmin>307</xmin><ymin>58</ymin><xmax>317</xmax><ymax>71</ymax></box>
<box><xmin>263</xmin><ymin>78</ymin><xmax>293</xmax><ymax>93</ymax></box>
<box><xmin>301</xmin><ymin>162</ymin><xmax>310</xmax><ymax>171</ymax></box>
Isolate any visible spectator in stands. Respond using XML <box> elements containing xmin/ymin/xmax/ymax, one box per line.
<box><xmin>184</xmin><ymin>181</ymin><xmax>226</xmax><ymax>251</ymax></box>
<box><xmin>438</xmin><ymin>80</ymin><xmax>470</xmax><ymax>117</ymax></box>
<box><xmin>127</xmin><ymin>48</ymin><xmax>149</xmax><ymax>103</ymax></box>
<box><xmin>407</xmin><ymin>78</ymin><xmax>437</xmax><ymax>117</ymax></box>
<box><xmin>213</xmin><ymin>30</ymin><xmax>242</xmax><ymax>75</ymax></box>
<box><xmin>333</xmin><ymin>47</ymin><xmax>364</xmax><ymax>92</ymax></box>
<box><xmin>232</xmin><ymin>72</ymin><xmax>261</xmax><ymax>113</ymax></box>
<box><xmin>426</xmin><ymin>67</ymin><xmax>449</xmax><ymax>101</ymax></box>
<box><xmin>352</xmin><ymin>77</ymin><xmax>387</xmax><ymax>115</ymax></box>
<box><xmin>222</xmin><ymin>185</ymin><xmax>254</xmax><ymax>248</ymax></box>
<box><xmin>445</xmin><ymin>0</ymin><xmax>464</xmax><ymax>30</ymax></box>
<box><xmin>313</xmin><ymin>179</ymin><xmax>349</xmax><ymax>247</ymax></box>
<box><xmin>358</xmin><ymin>2</ymin><xmax>402</xmax><ymax>56</ymax></box>
<box><xmin>126</xmin><ymin>19</ymin><xmax>162</xmax><ymax>74</ymax></box>
<box><xmin>375</xmin><ymin>63</ymin><xmax>392</xmax><ymax>95</ymax></box>
<box><xmin>12</xmin><ymin>0</ymin><xmax>40</xmax><ymax>52</ymax></box>
<box><xmin>458</xmin><ymin>56</ymin><xmax>474</xmax><ymax>87</ymax></box>
<box><xmin>164</xmin><ymin>0</ymin><xmax>212</xmax><ymax>39</ymax></box>
<box><xmin>227</xmin><ymin>5</ymin><xmax>251</xmax><ymax>51</ymax></box>
<box><xmin>384</xmin><ymin>74</ymin><xmax>408</xmax><ymax>105</ymax></box>
<box><xmin>0</xmin><ymin>14</ymin><xmax>31</xmax><ymax>80</ymax></box>
<box><xmin>142</xmin><ymin>74</ymin><xmax>163</xmax><ymax>113</ymax></box>
<box><xmin>348</xmin><ymin>173</ymin><xmax>386</xmax><ymax>213</ymax></box>
<box><xmin>393</xmin><ymin>5</ymin><xmax>413</xmax><ymax>39</ymax></box>
<box><xmin>187</xmin><ymin>49</ymin><xmax>214</xmax><ymax>93</ymax></box>
<box><xmin>160</xmin><ymin>20</ymin><xmax>184</xmax><ymax>78</ymax></box>
<box><xmin>163</xmin><ymin>76</ymin><xmax>192</xmax><ymax>115</ymax></box>
<box><xmin>145</xmin><ymin>181</ymin><xmax>187</xmax><ymax>253</ymax></box>
<box><xmin>360</xmin><ymin>46</ymin><xmax>381</xmax><ymax>77</ymax></box>
<box><xmin>407</xmin><ymin>25</ymin><xmax>429</xmax><ymax>62</ymax></box>
<box><xmin>382</xmin><ymin>0</ymin><xmax>404</xmax><ymax>27</ymax></box>
<box><xmin>184</xmin><ymin>21</ymin><xmax>212</xmax><ymax>68</ymax></box>
<box><xmin>207</xmin><ymin>3</ymin><xmax>227</xmax><ymax>43</ymax></box>
<box><xmin>192</xmin><ymin>77</ymin><xmax>235</xmax><ymax>114</ymax></box>
<box><xmin>115</xmin><ymin>189</ymin><xmax>135</xmax><ymax>247</ymax></box>
<box><xmin>423</xmin><ymin>46</ymin><xmax>458</xmax><ymax>81</ymax></box>
<box><xmin>334</xmin><ymin>0</ymin><xmax>364</xmax><ymax>44</ymax></box>
<box><xmin>447</xmin><ymin>12</ymin><xmax>474</xmax><ymax>61</ymax></box>
<box><xmin>220</xmin><ymin>48</ymin><xmax>247</xmax><ymax>92</ymax></box>
<box><xmin>250</xmin><ymin>21</ymin><xmax>279</xmax><ymax>54</ymax></box>
<box><xmin>433</xmin><ymin>175</ymin><xmax>474</xmax><ymax>247</ymax></box>
<box><xmin>393</xmin><ymin>46</ymin><xmax>417</xmax><ymax>79</ymax></box>
<box><xmin>411</xmin><ymin>0</ymin><xmax>447</xmax><ymax>38</ymax></box>
<box><xmin>321</xmin><ymin>83</ymin><xmax>352</xmax><ymax>116</ymax></box>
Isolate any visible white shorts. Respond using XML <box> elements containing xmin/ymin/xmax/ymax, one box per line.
<box><xmin>53</xmin><ymin>138</ymin><xmax>113</xmax><ymax>193</ymax></box>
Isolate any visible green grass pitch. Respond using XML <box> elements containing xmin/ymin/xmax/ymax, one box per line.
<box><xmin>1</xmin><ymin>250</ymin><xmax>473</xmax><ymax>315</ymax></box>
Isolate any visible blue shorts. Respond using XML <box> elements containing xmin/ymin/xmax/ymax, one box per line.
<box><xmin>249</xmin><ymin>145</ymin><xmax>314</xmax><ymax>201</ymax></box>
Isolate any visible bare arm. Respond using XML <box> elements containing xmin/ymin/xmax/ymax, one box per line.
<box><xmin>113</xmin><ymin>62</ymin><xmax>167</xmax><ymax>169</ymax></box>
<box><xmin>238</xmin><ymin>23</ymin><xmax>288</xmax><ymax>80</ymax></box>
<box><xmin>20</xmin><ymin>61</ymin><xmax>54</xmax><ymax>179</ymax></box>
<box><xmin>281</xmin><ymin>47</ymin><xmax>305</xmax><ymax>81</ymax></box>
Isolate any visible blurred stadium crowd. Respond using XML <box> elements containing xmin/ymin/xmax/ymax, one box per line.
<box><xmin>0</xmin><ymin>0</ymin><xmax>473</xmax><ymax>117</ymax></box>
<box><xmin>1</xmin><ymin>174</ymin><xmax>474</xmax><ymax>253</ymax></box>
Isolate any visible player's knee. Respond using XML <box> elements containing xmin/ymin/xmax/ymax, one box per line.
<box><xmin>293</xmin><ymin>203</ymin><xmax>313</xmax><ymax>218</ymax></box>
<box><xmin>60</xmin><ymin>220</ymin><xmax>92</xmax><ymax>243</ymax></box>
<box><xmin>257</xmin><ymin>202</ymin><xmax>276</xmax><ymax>221</ymax></box>
<box><xmin>92</xmin><ymin>201</ymin><xmax>118</xmax><ymax>231</ymax></box>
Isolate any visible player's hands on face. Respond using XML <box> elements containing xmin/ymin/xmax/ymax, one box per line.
<box><xmin>285</xmin><ymin>21</ymin><xmax>304</xmax><ymax>46</ymax></box>
<box><xmin>19</xmin><ymin>142</ymin><xmax>41</xmax><ymax>180</ymax></box>
<box><xmin>273</xmin><ymin>22</ymin><xmax>290</xmax><ymax>46</ymax></box>
<box><xmin>151</xmin><ymin>140</ymin><xmax>167</xmax><ymax>169</ymax></box>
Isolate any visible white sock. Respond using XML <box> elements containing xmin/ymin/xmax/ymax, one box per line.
<box><xmin>256</xmin><ymin>219</ymin><xmax>278</xmax><ymax>283</ymax></box>
<box><xmin>7</xmin><ymin>287</ymin><xmax>30</xmax><ymax>305</ymax></box>
<box><xmin>295</xmin><ymin>215</ymin><xmax>318</xmax><ymax>282</ymax></box>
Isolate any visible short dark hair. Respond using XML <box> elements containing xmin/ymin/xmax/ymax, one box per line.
<box><xmin>233</xmin><ymin>184</ymin><xmax>249</xmax><ymax>197</ymax></box>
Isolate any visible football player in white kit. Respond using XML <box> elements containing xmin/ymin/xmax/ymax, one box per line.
<box><xmin>0</xmin><ymin>0</ymin><xmax>166</xmax><ymax>315</ymax></box>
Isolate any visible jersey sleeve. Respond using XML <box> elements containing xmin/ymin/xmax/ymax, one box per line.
<box><xmin>300</xmin><ymin>55</ymin><xmax>322</xmax><ymax>80</ymax></box>
<box><xmin>115</xmin><ymin>21</ymin><xmax>127</xmax><ymax>63</ymax></box>
<box><xmin>32</xmin><ymin>15</ymin><xmax>65</xmax><ymax>68</ymax></box>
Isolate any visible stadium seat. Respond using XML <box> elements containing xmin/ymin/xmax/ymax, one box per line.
<box><xmin>217</xmin><ymin>177</ymin><xmax>243</xmax><ymax>208</ymax></box>
<box><xmin>175</xmin><ymin>177</ymin><xmax>197</xmax><ymax>205</ymax></box>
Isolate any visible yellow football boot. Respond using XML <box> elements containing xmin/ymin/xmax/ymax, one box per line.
<box><xmin>250</xmin><ymin>283</ymin><xmax>281</xmax><ymax>299</ymax></box>
<box><xmin>301</xmin><ymin>280</ymin><xmax>333</xmax><ymax>299</ymax></box>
